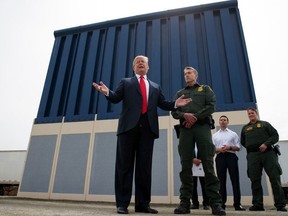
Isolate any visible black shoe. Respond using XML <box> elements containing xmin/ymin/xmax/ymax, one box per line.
<box><xmin>277</xmin><ymin>207</ymin><xmax>287</xmax><ymax>212</ymax></box>
<box><xmin>203</xmin><ymin>205</ymin><xmax>210</xmax><ymax>210</ymax></box>
<box><xmin>135</xmin><ymin>206</ymin><xmax>158</xmax><ymax>214</ymax></box>
<box><xmin>174</xmin><ymin>205</ymin><xmax>190</xmax><ymax>214</ymax></box>
<box><xmin>190</xmin><ymin>204</ymin><xmax>199</xmax><ymax>209</ymax></box>
<box><xmin>234</xmin><ymin>205</ymin><xmax>246</xmax><ymax>211</ymax></box>
<box><xmin>117</xmin><ymin>207</ymin><xmax>128</xmax><ymax>214</ymax></box>
<box><xmin>249</xmin><ymin>205</ymin><xmax>264</xmax><ymax>211</ymax></box>
<box><xmin>211</xmin><ymin>206</ymin><xmax>226</xmax><ymax>215</ymax></box>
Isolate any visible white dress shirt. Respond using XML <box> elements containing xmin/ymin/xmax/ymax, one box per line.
<box><xmin>212</xmin><ymin>128</ymin><xmax>241</xmax><ymax>153</ymax></box>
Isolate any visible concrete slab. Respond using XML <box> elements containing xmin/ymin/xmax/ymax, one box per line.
<box><xmin>0</xmin><ymin>197</ymin><xmax>285</xmax><ymax>216</ymax></box>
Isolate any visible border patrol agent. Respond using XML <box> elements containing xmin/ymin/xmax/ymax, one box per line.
<box><xmin>241</xmin><ymin>107</ymin><xmax>287</xmax><ymax>212</ymax></box>
<box><xmin>172</xmin><ymin>66</ymin><xmax>225</xmax><ymax>215</ymax></box>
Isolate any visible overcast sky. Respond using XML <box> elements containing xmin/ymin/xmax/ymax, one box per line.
<box><xmin>0</xmin><ymin>0</ymin><xmax>287</xmax><ymax>150</ymax></box>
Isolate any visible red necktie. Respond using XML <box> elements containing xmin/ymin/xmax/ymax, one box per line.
<box><xmin>139</xmin><ymin>75</ymin><xmax>147</xmax><ymax>114</ymax></box>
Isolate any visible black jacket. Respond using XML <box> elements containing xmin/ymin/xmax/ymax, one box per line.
<box><xmin>107</xmin><ymin>76</ymin><xmax>176</xmax><ymax>138</ymax></box>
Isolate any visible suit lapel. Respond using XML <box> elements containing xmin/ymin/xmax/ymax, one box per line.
<box><xmin>132</xmin><ymin>76</ymin><xmax>142</xmax><ymax>95</ymax></box>
<box><xmin>147</xmin><ymin>79</ymin><xmax>152</xmax><ymax>99</ymax></box>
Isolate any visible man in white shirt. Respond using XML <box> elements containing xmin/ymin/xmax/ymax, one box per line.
<box><xmin>212</xmin><ymin>115</ymin><xmax>245</xmax><ymax>211</ymax></box>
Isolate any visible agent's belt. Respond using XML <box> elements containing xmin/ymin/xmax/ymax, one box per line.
<box><xmin>247</xmin><ymin>147</ymin><xmax>272</xmax><ymax>153</ymax></box>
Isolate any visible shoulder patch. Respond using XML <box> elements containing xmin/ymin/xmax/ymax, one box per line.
<box><xmin>206</xmin><ymin>86</ymin><xmax>212</xmax><ymax>91</ymax></box>
<box><xmin>201</xmin><ymin>85</ymin><xmax>212</xmax><ymax>92</ymax></box>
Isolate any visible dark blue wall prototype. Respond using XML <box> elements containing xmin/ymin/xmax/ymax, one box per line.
<box><xmin>35</xmin><ymin>0</ymin><xmax>256</xmax><ymax>124</ymax></box>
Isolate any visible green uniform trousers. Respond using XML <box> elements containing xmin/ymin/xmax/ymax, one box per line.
<box><xmin>178</xmin><ymin>123</ymin><xmax>222</xmax><ymax>208</ymax></box>
<box><xmin>247</xmin><ymin>150</ymin><xmax>286</xmax><ymax>208</ymax></box>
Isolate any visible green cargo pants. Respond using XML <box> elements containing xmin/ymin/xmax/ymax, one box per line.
<box><xmin>247</xmin><ymin>150</ymin><xmax>285</xmax><ymax>208</ymax></box>
<box><xmin>177</xmin><ymin>123</ymin><xmax>222</xmax><ymax>208</ymax></box>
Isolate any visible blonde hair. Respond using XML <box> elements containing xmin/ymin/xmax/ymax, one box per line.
<box><xmin>133</xmin><ymin>55</ymin><xmax>149</xmax><ymax>66</ymax></box>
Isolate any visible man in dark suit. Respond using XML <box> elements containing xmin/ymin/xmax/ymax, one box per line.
<box><xmin>92</xmin><ymin>55</ymin><xmax>191</xmax><ymax>214</ymax></box>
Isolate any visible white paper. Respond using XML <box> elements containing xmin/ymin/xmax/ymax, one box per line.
<box><xmin>192</xmin><ymin>163</ymin><xmax>205</xmax><ymax>177</ymax></box>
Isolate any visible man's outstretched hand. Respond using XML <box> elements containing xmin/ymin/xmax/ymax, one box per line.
<box><xmin>92</xmin><ymin>81</ymin><xmax>109</xmax><ymax>95</ymax></box>
<box><xmin>175</xmin><ymin>95</ymin><xmax>192</xmax><ymax>107</ymax></box>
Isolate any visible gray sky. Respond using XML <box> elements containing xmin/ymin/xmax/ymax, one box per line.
<box><xmin>0</xmin><ymin>0</ymin><xmax>287</xmax><ymax>150</ymax></box>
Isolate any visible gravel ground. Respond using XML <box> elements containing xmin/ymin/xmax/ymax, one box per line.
<box><xmin>0</xmin><ymin>197</ymin><xmax>287</xmax><ymax>216</ymax></box>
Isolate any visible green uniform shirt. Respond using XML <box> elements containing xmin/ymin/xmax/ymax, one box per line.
<box><xmin>240</xmin><ymin>120</ymin><xmax>279</xmax><ymax>152</ymax></box>
<box><xmin>171</xmin><ymin>83</ymin><xmax>216</xmax><ymax>121</ymax></box>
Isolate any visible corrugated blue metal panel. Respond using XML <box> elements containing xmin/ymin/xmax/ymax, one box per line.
<box><xmin>35</xmin><ymin>0</ymin><xmax>256</xmax><ymax>124</ymax></box>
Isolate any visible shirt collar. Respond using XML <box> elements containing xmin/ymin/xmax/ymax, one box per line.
<box><xmin>219</xmin><ymin>128</ymin><xmax>229</xmax><ymax>132</ymax></box>
<box><xmin>248</xmin><ymin>120</ymin><xmax>260</xmax><ymax>125</ymax></box>
<box><xmin>136</xmin><ymin>74</ymin><xmax>147</xmax><ymax>80</ymax></box>
<box><xmin>185</xmin><ymin>82</ymin><xmax>201</xmax><ymax>89</ymax></box>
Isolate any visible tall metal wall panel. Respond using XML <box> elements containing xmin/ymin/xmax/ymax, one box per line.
<box><xmin>35</xmin><ymin>0</ymin><xmax>256</xmax><ymax>124</ymax></box>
